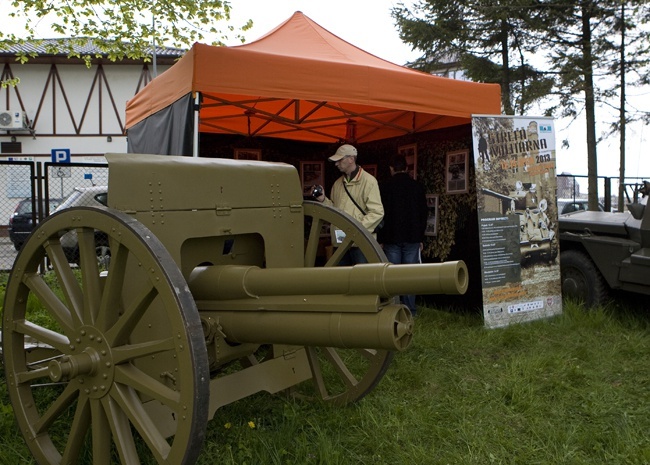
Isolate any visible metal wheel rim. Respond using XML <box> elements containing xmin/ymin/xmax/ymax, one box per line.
<box><xmin>302</xmin><ymin>201</ymin><xmax>395</xmax><ymax>406</ymax></box>
<box><xmin>2</xmin><ymin>206</ymin><xmax>209</xmax><ymax>465</ymax></box>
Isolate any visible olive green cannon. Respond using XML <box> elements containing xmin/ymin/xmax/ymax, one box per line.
<box><xmin>2</xmin><ymin>153</ymin><xmax>468</xmax><ymax>465</ymax></box>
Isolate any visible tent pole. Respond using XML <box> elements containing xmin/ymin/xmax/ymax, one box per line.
<box><xmin>193</xmin><ymin>92</ymin><xmax>200</xmax><ymax>157</ymax></box>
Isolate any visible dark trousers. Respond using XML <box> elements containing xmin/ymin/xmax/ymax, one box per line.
<box><xmin>383</xmin><ymin>242</ymin><xmax>421</xmax><ymax>314</ymax></box>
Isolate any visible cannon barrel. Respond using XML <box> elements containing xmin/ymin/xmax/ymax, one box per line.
<box><xmin>189</xmin><ymin>261</ymin><xmax>468</xmax><ymax>300</ymax></box>
<box><xmin>188</xmin><ymin>261</ymin><xmax>467</xmax><ymax>351</ymax></box>
<box><xmin>212</xmin><ymin>304</ymin><xmax>414</xmax><ymax>350</ymax></box>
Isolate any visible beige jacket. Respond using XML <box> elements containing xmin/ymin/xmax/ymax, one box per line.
<box><xmin>324</xmin><ymin>167</ymin><xmax>384</xmax><ymax>233</ymax></box>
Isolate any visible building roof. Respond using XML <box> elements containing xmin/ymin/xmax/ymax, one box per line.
<box><xmin>0</xmin><ymin>38</ymin><xmax>185</xmax><ymax>65</ymax></box>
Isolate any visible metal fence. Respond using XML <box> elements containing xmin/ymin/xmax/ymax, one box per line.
<box><xmin>0</xmin><ymin>161</ymin><xmax>108</xmax><ymax>271</ymax></box>
<box><xmin>557</xmin><ymin>174</ymin><xmax>648</xmax><ymax>212</ymax></box>
<box><xmin>0</xmin><ymin>165</ymin><xmax>645</xmax><ymax>271</ymax></box>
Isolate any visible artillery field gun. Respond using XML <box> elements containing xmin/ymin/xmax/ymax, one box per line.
<box><xmin>559</xmin><ymin>180</ymin><xmax>650</xmax><ymax>307</ymax></box>
<box><xmin>2</xmin><ymin>153</ymin><xmax>468</xmax><ymax>465</ymax></box>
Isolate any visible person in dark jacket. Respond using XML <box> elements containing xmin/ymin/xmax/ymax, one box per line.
<box><xmin>378</xmin><ymin>154</ymin><xmax>428</xmax><ymax>316</ymax></box>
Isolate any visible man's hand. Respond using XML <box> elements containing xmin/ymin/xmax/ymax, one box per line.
<box><xmin>311</xmin><ymin>185</ymin><xmax>325</xmax><ymax>202</ymax></box>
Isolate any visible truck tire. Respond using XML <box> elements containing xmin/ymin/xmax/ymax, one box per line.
<box><xmin>560</xmin><ymin>249</ymin><xmax>609</xmax><ymax>308</ymax></box>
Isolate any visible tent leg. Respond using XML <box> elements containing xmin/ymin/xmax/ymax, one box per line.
<box><xmin>193</xmin><ymin>92</ymin><xmax>200</xmax><ymax>157</ymax></box>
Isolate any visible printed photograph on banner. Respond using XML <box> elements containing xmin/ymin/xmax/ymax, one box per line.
<box><xmin>425</xmin><ymin>194</ymin><xmax>438</xmax><ymax>236</ymax></box>
<box><xmin>471</xmin><ymin>116</ymin><xmax>562</xmax><ymax>328</ymax></box>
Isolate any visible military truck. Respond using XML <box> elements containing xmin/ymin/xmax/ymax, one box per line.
<box><xmin>558</xmin><ymin>181</ymin><xmax>650</xmax><ymax>307</ymax></box>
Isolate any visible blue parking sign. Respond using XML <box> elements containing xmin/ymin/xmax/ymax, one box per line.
<box><xmin>51</xmin><ymin>149</ymin><xmax>71</xmax><ymax>163</ymax></box>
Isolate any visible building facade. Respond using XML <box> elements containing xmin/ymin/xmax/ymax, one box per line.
<box><xmin>1</xmin><ymin>39</ymin><xmax>184</xmax><ymax>160</ymax></box>
<box><xmin>0</xmin><ymin>39</ymin><xmax>184</xmax><ymax>229</ymax></box>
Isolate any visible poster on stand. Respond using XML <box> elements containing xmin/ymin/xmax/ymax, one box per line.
<box><xmin>471</xmin><ymin>115</ymin><xmax>563</xmax><ymax>328</ymax></box>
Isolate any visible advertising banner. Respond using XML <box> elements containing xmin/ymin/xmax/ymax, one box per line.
<box><xmin>471</xmin><ymin>115</ymin><xmax>562</xmax><ymax>328</ymax></box>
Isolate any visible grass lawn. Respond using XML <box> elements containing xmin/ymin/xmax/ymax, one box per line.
<box><xmin>2</xmin><ymin>297</ymin><xmax>649</xmax><ymax>464</ymax></box>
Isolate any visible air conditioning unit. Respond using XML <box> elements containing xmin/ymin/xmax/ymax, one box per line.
<box><xmin>0</xmin><ymin>111</ymin><xmax>27</xmax><ymax>129</ymax></box>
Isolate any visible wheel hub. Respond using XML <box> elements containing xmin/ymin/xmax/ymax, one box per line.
<box><xmin>48</xmin><ymin>325</ymin><xmax>114</xmax><ymax>398</ymax></box>
<box><xmin>562</xmin><ymin>270</ymin><xmax>585</xmax><ymax>299</ymax></box>
<box><xmin>562</xmin><ymin>277</ymin><xmax>579</xmax><ymax>294</ymax></box>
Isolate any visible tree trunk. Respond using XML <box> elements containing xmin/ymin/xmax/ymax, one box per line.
<box><xmin>581</xmin><ymin>3</ymin><xmax>599</xmax><ymax>211</ymax></box>
<box><xmin>618</xmin><ymin>2</ymin><xmax>626</xmax><ymax>212</ymax></box>
<box><xmin>500</xmin><ymin>19</ymin><xmax>513</xmax><ymax>114</ymax></box>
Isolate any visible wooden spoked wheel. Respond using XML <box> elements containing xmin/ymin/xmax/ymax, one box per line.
<box><xmin>2</xmin><ymin>207</ymin><xmax>209</xmax><ymax>465</ymax></box>
<box><xmin>302</xmin><ymin>201</ymin><xmax>397</xmax><ymax>406</ymax></box>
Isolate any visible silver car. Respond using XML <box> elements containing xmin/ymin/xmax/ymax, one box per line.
<box><xmin>55</xmin><ymin>186</ymin><xmax>109</xmax><ymax>266</ymax></box>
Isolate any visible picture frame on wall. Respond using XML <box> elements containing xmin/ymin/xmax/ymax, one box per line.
<box><xmin>425</xmin><ymin>194</ymin><xmax>438</xmax><ymax>236</ymax></box>
<box><xmin>445</xmin><ymin>149</ymin><xmax>468</xmax><ymax>194</ymax></box>
<box><xmin>398</xmin><ymin>144</ymin><xmax>418</xmax><ymax>179</ymax></box>
<box><xmin>234</xmin><ymin>148</ymin><xmax>262</xmax><ymax>160</ymax></box>
<box><xmin>364</xmin><ymin>164</ymin><xmax>377</xmax><ymax>177</ymax></box>
<box><xmin>300</xmin><ymin>161</ymin><xmax>325</xmax><ymax>197</ymax></box>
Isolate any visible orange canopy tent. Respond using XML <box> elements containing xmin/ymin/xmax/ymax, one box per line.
<box><xmin>125</xmin><ymin>11</ymin><xmax>501</xmax><ymax>155</ymax></box>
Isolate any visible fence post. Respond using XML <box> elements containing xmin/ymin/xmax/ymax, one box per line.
<box><xmin>603</xmin><ymin>178</ymin><xmax>611</xmax><ymax>212</ymax></box>
<box><xmin>36</xmin><ymin>162</ymin><xmax>45</xmax><ymax>222</ymax></box>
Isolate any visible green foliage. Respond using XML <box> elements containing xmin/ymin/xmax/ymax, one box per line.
<box><xmin>394</xmin><ymin>0</ymin><xmax>650</xmax><ymax>210</ymax></box>
<box><xmin>0</xmin><ymin>1</ymin><xmax>253</xmax><ymax>65</ymax></box>
<box><xmin>0</xmin><ymin>77</ymin><xmax>21</xmax><ymax>89</ymax></box>
<box><xmin>391</xmin><ymin>0</ymin><xmax>553</xmax><ymax>115</ymax></box>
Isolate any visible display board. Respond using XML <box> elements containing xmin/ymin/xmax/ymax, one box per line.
<box><xmin>472</xmin><ymin>115</ymin><xmax>563</xmax><ymax>328</ymax></box>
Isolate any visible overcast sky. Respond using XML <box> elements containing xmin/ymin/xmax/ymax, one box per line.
<box><xmin>226</xmin><ymin>0</ymin><xmax>417</xmax><ymax>65</ymax></box>
<box><xmin>228</xmin><ymin>1</ymin><xmax>649</xmax><ymax>182</ymax></box>
<box><xmin>8</xmin><ymin>0</ymin><xmax>650</xmax><ymax>181</ymax></box>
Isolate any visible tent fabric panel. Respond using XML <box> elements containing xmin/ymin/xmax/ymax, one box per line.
<box><xmin>191</xmin><ymin>44</ymin><xmax>501</xmax><ymax>119</ymax></box>
<box><xmin>124</xmin><ymin>11</ymin><xmax>502</xmax><ymax>143</ymax></box>
<box><xmin>127</xmin><ymin>93</ymin><xmax>194</xmax><ymax>156</ymax></box>
<box><xmin>126</xmin><ymin>42</ymin><xmax>500</xmax><ymax>132</ymax></box>
<box><xmin>125</xmin><ymin>49</ymin><xmax>195</xmax><ymax>129</ymax></box>
<box><xmin>236</xmin><ymin>11</ymin><xmax>422</xmax><ymax>70</ymax></box>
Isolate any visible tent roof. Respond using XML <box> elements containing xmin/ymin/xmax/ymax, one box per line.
<box><xmin>125</xmin><ymin>11</ymin><xmax>501</xmax><ymax>143</ymax></box>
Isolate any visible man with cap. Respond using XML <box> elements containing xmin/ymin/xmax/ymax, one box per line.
<box><xmin>312</xmin><ymin>144</ymin><xmax>384</xmax><ymax>265</ymax></box>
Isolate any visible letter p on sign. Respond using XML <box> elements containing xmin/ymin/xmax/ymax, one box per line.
<box><xmin>51</xmin><ymin>149</ymin><xmax>71</xmax><ymax>163</ymax></box>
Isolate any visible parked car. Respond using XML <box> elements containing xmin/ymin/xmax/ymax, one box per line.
<box><xmin>55</xmin><ymin>185</ymin><xmax>108</xmax><ymax>212</ymax></box>
<box><xmin>54</xmin><ymin>186</ymin><xmax>109</xmax><ymax>266</ymax></box>
<box><xmin>8</xmin><ymin>197</ymin><xmax>62</xmax><ymax>250</ymax></box>
<box><xmin>557</xmin><ymin>199</ymin><xmax>604</xmax><ymax>215</ymax></box>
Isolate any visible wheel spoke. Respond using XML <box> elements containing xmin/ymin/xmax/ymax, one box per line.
<box><xmin>112</xmin><ymin>337</ymin><xmax>176</xmax><ymax>364</ymax></box>
<box><xmin>44</xmin><ymin>238</ymin><xmax>84</xmax><ymax>326</ymax></box>
<box><xmin>96</xmin><ymin>241</ymin><xmax>129</xmax><ymax>332</ymax></box>
<box><xmin>356</xmin><ymin>348</ymin><xmax>379</xmax><ymax>361</ymax></box>
<box><xmin>322</xmin><ymin>347</ymin><xmax>358</xmax><ymax>388</ymax></box>
<box><xmin>304</xmin><ymin>217</ymin><xmax>324</xmax><ymax>267</ymax></box>
<box><xmin>78</xmin><ymin>227</ymin><xmax>103</xmax><ymax>324</ymax></box>
<box><xmin>105</xmin><ymin>283</ymin><xmax>157</xmax><ymax>347</ymax></box>
<box><xmin>324</xmin><ymin>240</ymin><xmax>351</xmax><ymax>266</ymax></box>
<box><xmin>305</xmin><ymin>347</ymin><xmax>329</xmax><ymax>399</ymax></box>
<box><xmin>90</xmin><ymin>398</ymin><xmax>112</xmax><ymax>464</ymax></box>
<box><xmin>111</xmin><ymin>383</ymin><xmax>171</xmax><ymax>462</ymax></box>
<box><xmin>33</xmin><ymin>383</ymin><xmax>79</xmax><ymax>434</ymax></box>
<box><xmin>22</xmin><ymin>273</ymin><xmax>75</xmax><ymax>336</ymax></box>
<box><xmin>114</xmin><ymin>364</ymin><xmax>181</xmax><ymax>409</ymax></box>
<box><xmin>61</xmin><ymin>393</ymin><xmax>91</xmax><ymax>465</ymax></box>
<box><xmin>14</xmin><ymin>320</ymin><xmax>70</xmax><ymax>353</ymax></box>
<box><xmin>103</xmin><ymin>396</ymin><xmax>141</xmax><ymax>465</ymax></box>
